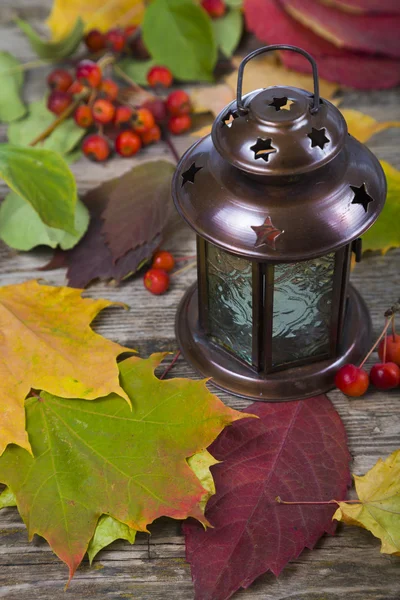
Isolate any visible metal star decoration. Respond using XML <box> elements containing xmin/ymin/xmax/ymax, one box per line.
<box><xmin>350</xmin><ymin>183</ymin><xmax>374</xmax><ymax>213</ymax></box>
<box><xmin>269</xmin><ymin>96</ymin><xmax>294</xmax><ymax>112</ymax></box>
<box><xmin>221</xmin><ymin>110</ymin><xmax>237</xmax><ymax>128</ymax></box>
<box><xmin>251</xmin><ymin>217</ymin><xmax>283</xmax><ymax>250</ymax></box>
<box><xmin>181</xmin><ymin>162</ymin><xmax>203</xmax><ymax>187</ymax></box>
<box><xmin>250</xmin><ymin>138</ymin><xmax>277</xmax><ymax>162</ymax></box>
<box><xmin>307</xmin><ymin>127</ymin><xmax>330</xmax><ymax>150</ymax></box>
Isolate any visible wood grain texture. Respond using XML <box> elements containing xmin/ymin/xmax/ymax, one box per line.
<box><xmin>0</xmin><ymin>5</ymin><xmax>400</xmax><ymax>599</ymax></box>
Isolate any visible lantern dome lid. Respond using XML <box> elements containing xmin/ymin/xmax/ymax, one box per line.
<box><xmin>172</xmin><ymin>45</ymin><xmax>386</xmax><ymax>262</ymax></box>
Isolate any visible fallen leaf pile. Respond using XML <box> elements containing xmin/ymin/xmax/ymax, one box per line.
<box><xmin>0</xmin><ymin>353</ymin><xmax>245</xmax><ymax>579</ymax></box>
<box><xmin>244</xmin><ymin>0</ymin><xmax>400</xmax><ymax>88</ymax></box>
<box><xmin>184</xmin><ymin>396</ymin><xmax>351</xmax><ymax>600</ymax></box>
<box><xmin>42</xmin><ymin>160</ymin><xmax>175</xmax><ymax>287</ymax></box>
<box><xmin>0</xmin><ymin>279</ymin><xmax>247</xmax><ymax>580</ymax></box>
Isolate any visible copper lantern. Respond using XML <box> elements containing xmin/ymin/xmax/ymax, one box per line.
<box><xmin>172</xmin><ymin>45</ymin><xmax>386</xmax><ymax>401</ymax></box>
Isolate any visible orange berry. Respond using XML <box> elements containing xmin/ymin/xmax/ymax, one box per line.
<box><xmin>82</xmin><ymin>134</ymin><xmax>110</xmax><ymax>162</ymax></box>
<box><xmin>74</xmin><ymin>105</ymin><xmax>94</xmax><ymax>128</ymax></box>
<box><xmin>100</xmin><ymin>78</ymin><xmax>119</xmax><ymax>101</ymax></box>
<box><xmin>147</xmin><ymin>65</ymin><xmax>173</xmax><ymax>88</ymax></box>
<box><xmin>92</xmin><ymin>98</ymin><xmax>116</xmax><ymax>124</ymax></box>
<box><xmin>141</xmin><ymin>124</ymin><xmax>162</xmax><ymax>145</ymax></box>
<box><xmin>134</xmin><ymin>108</ymin><xmax>155</xmax><ymax>134</ymax></box>
<box><xmin>115</xmin><ymin>130</ymin><xmax>142</xmax><ymax>157</ymax></box>
<box><xmin>152</xmin><ymin>250</ymin><xmax>175</xmax><ymax>272</ymax></box>
<box><xmin>168</xmin><ymin>114</ymin><xmax>192</xmax><ymax>135</ymax></box>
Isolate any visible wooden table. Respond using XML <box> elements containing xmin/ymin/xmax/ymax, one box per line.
<box><xmin>1</xmin><ymin>2</ymin><xmax>400</xmax><ymax>598</ymax></box>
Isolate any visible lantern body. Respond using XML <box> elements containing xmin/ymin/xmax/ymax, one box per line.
<box><xmin>172</xmin><ymin>46</ymin><xmax>386</xmax><ymax>401</ymax></box>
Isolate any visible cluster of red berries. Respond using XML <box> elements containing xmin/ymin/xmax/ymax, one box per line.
<box><xmin>46</xmin><ymin>58</ymin><xmax>192</xmax><ymax>162</ymax></box>
<box><xmin>143</xmin><ymin>251</ymin><xmax>175</xmax><ymax>295</ymax></box>
<box><xmin>201</xmin><ymin>0</ymin><xmax>227</xmax><ymax>18</ymax></box>
<box><xmin>335</xmin><ymin>301</ymin><xmax>400</xmax><ymax>396</ymax></box>
<box><xmin>84</xmin><ymin>24</ymin><xmax>149</xmax><ymax>59</ymax></box>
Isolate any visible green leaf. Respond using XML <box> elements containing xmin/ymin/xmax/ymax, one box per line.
<box><xmin>0</xmin><ymin>144</ymin><xmax>77</xmax><ymax>234</ymax></box>
<box><xmin>88</xmin><ymin>515</ymin><xmax>136</xmax><ymax>564</ymax></box>
<box><xmin>0</xmin><ymin>486</ymin><xmax>16</xmax><ymax>509</ymax></box>
<box><xmin>7</xmin><ymin>100</ymin><xmax>84</xmax><ymax>157</ymax></box>
<box><xmin>16</xmin><ymin>17</ymin><xmax>84</xmax><ymax>60</ymax></box>
<box><xmin>116</xmin><ymin>58</ymin><xmax>157</xmax><ymax>86</ymax></box>
<box><xmin>212</xmin><ymin>9</ymin><xmax>243</xmax><ymax>58</ymax></box>
<box><xmin>362</xmin><ymin>161</ymin><xmax>400</xmax><ymax>254</ymax></box>
<box><xmin>142</xmin><ymin>0</ymin><xmax>217</xmax><ymax>82</ymax></box>
<box><xmin>0</xmin><ymin>354</ymin><xmax>245</xmax><ymax>580</ymax></box>
<box><xmin>0</xmin><ymin>52</ymin><xmax>26</xmax><ymax>123</ymax></box>
<box><xmin>87</xmin><ymin>449</ymin><xmax>218</xmax><ymax>563</ymax></box>
<box><xmin>0</xmin><ymin>191</ymin><xmax>89</xmax><ymax>251</ymax></box>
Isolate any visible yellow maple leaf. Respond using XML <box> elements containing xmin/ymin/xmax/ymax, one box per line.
<box><xmin>0</xmin><ymin>280</ymin><xmax>133</xmax><ymax>456</ymax></box>
<box><xmin>333</xmin><ymin>449</ymin><xmax>400</xmax><ymax>555</ymax></box>
<box><xmin>46</xmin><ymin>0</ymin><xmax>145</xmax><ymax>41</ymax></box>
<box><xmin>341</xmin><ymin>109</ymin><xmax>400</xmax><ymax>143</ymax></box>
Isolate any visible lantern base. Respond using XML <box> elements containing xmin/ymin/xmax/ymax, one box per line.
<box><xmin>175</xmin><ymin>282</ymin><xmax>371</xmax><ymax>401</ymax></box>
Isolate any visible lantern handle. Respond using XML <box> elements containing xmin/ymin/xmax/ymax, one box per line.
<box><xmin>236</xmin><ymin>45</ymin><xmax>320</xmax><ymax>116</ymax></box>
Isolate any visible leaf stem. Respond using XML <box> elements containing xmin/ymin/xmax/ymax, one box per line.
<box><xmin>275</xmin><ymin>497</ymin><xmax>360</xmax><ymax>505</ymax></box>
<box><xmin>393</xmin><ymin>316</ymin><xmax>397</xmax><ymax>342</ymax></box>
<box><xmin>29</xmin><ymin>90</ymin><xmax>89</xmax><ymax>147</ymax></box>
<box><xmin>359</xmin><ymin>316</ymin><xmax>393</xmax><ymax>368</ymax></box>
<box><xmin>160</xmin><ymin>350</ymin><xmax>181</xmax><ymax>380</ymax></box>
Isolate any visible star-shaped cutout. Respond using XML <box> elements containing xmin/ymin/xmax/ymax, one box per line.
<box><xmin>250</xmin><ymin>138</ymin><xmax>277</xmax><ymax>162</ymax></box>
<box><xmin>268</xmin><ymin>96</ymin><xmax>294</xmax><ymax>112</ymax></box>
<box><xmin>221</xmin><ymin>110</ymin><xmax>237</xmax><ymax>128</ymax></box>
<box><xmin>181</xmin><ymin>162</ymin><xmax>202</xmax><ymax>187</ymax></box>
<box><xmin>307</xmin><ymin>127</ymin><xmax>330</xmax><ymax>150</ymax></box>
<box><xmin>251</xmin><ymin>216</ymin><xmax>283</xmax><ymax>250</ymax></box>
<box><xmin>350</xmin><ymin>183</ymin><xmax>374</xmax><ymax>213</ymax></box>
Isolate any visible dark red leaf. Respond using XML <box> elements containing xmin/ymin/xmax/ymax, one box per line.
<box><xmin>184</xmin><ymin>396</ymin><xmax>351</xmax><ymax>600</ymax></box>
<box><xmin>244</xmin><ymin>0</ymin><xmax>400</xmax><ymax>88</ymax></box>
<box><xmin>281</xmin><ymin>0</ymin><xmax>400</xmax><ymax>58</ymax></box>
<box><xmin>101</xmin><ymin>161</ymin><xmax>175</xmax><ymax>262</ymax></box>
<box><xmin>40</xmin><ymin>177</ymin><xmax>161</xmax><ymax>288</ymax></box>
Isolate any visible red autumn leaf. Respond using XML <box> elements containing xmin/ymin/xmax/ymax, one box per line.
<box><xmin>184</xmin><ymin>396</ymin><xmax>351</xmax><ymax>600</ymax></box>
<box><xmin>281</xmin><ymin>0</ymin><xmax>400</xmax><ymax>58</ymax></box>
<box><xmin>315</xmin><ymin>0</ymin><xmax>400</xmax><ymax>15</ymax></box>
<box><xmin>244</xmin><ymin>0</ymin><xmax>400</xmax><ymax>89</ymax></box>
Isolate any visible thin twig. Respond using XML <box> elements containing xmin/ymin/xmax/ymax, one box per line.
<box><xmin>113</xmin><ymin>63</ymin><xmax>151</xmax><ymax>95</ymax></box>
<box><xmin>171</xmin><ymin>261</ymin><xmax>196</xmax><ymax>278</ymax></box>
<box><xmin>160</xmin><ymin>350</ymin><xmax>181</xmax><ymax>380</ymax></box>
<box><xmin>29</xmin><ymin>90</ymin><xmax>89</xmax><ymax>147</ymax></box>
<box><xmin>392</xmin><ymin>315</ymin><xmax>397</xmax><ymax>342</ymax></box>
<box><xmin>175</xmin><ymin>255</ymin><xmax>196</xmax><ymax>262</ymax></box>
<box><xmin>360</xmin><ymin>316</ymin><xmax>393</xmax><ymax>368</ymax></box>
<box><xmin>162</xmin><ymin>128</ymin><xmax>180</xmax><ymax>164</ymax></box>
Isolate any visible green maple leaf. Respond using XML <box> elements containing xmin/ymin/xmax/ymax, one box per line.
<box><xmin>0</xmin><ymin>354</ymin><xmax>246</xmax><ymax>580</ymax></box>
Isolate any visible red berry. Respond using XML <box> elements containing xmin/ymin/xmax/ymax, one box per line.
<box><xmin>142</xmin><ymin>99</ymin><xmax>167</xmax><ymax>124</ymax></box>
<box><xmin>47</xmin><ymin>69</ymin><xmax>73</xmax><ymax>92</ymax></box>
<box><xmin>152</xmin><ymin>250</ymin><xmax>175</xmax><ymax>272</ymax></box>
<box><xmin>141</xmin><ymin>124</ymin><xmax>162</xmax><ymax>146</ymax></box>
<box><xmin>134</xmin><ymin>108</ymin><xmax>155</xmax><ymax>134</ymax></box>
<box><xmin>76</xmin><ymin>59</ymin><xmax>102</xmax><ymax>88</ymax></box>
<box><xmin>74</xmin><ymin>104</ymin><xmax>94</xmax><ymax>128</ymax></box>
<box><xmin>105</xmin><ymin>28</ymin><xmax>126</xmax><ymax>53</ymax></box>
<box><xmin>201</xmin><ymin>0</ymin><xmax>226</xmax><ymax>18</ymax></box>
<box><xmin>115</xmin><ymin>130</ymin><xmax>142</xmax><ymax>157</ymax></box>
<box><xmin>378</xmin><ymin>334</ymin><xmax>400</xmax><ymax>366</ymax></box>
<box><xmin>92</xmin><ymin>98</ymin><xmax>116</xmax><ymax>124</ymax></box>
<box><xmin>168</xmin><ymin>114</ymin><xmax>192</xmax><ymax>135</ymax></box>
<box><xmin>82</xmin><ymin>134</ymin><xmax>110</xmax><ymax>162</ymax></box>
<box><xmin>114</xmin><ymin>105</ymin><xmax>133</xmax><ymax>127</ymax></box>
<box><xmin>100</xmin><ymin>78</ymin><xmax>119</xmax><ymax>101</ymax></box>
<box><xmin>143</xmin><ymin>268</ymin><xmax>169</xmax><ymax>295</ymax></box>
<box><xmin>147</xmin><ymin>65</ymin><xmax>173</xmax><ymax>88</ymax></box>
<box><xmin>335</xmin><ymin>364</ymin><xmax>369</xmax><ymax>397</ymax></box>
<box><xmin>47</xmin><ymin>91</ymin><xmax>73</xmax><ymax>115</ymax></box>
<box><xmin>84</xmin><ymin>29</ymin><xmax>106</xmax><ymax>52</ymax></box>
<box><xmin>370</xmin><ymin>362</ymin><xmax>400</xmax><ymax>390</ymax></box>
<box><xmin>69</xmin><ymin>80</ymin><xmax>84</xmax><ymax>95</ymax></box>
<box><xmin>166</xmin><ymin>90</ymin><xmax>191</xmax><ymax>116</ymax></box>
